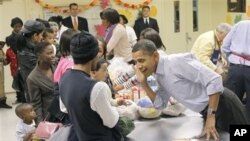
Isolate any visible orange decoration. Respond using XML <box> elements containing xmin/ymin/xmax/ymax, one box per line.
<box><xmin>149</xmin><ymin>5</ymin><xmax>157</xmax><ymax>17</ymax></box>
<box><xmin>34</xmin><ymin>0</ymin><xmax>97</xmax><ymax>14</ymax></box>
<box><xmin>34</xmin><ymin>0</ymin><xmax>152</xmax><ymax>14</ymax></box>
<box><xmin>124</xmin><ymin>3</ymin><xmax>129</xmax><ymax>7</ymax></box>
<box><xmin>113</xmin><ymin>0</ymin><xmax>152</xmax><ymax>9</ymax></box>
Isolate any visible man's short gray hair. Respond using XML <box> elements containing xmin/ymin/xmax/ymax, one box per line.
<box><xmin>216</xmin><ymin>23</ymin><xmax>232</xmax><ymax>34</ymax></box>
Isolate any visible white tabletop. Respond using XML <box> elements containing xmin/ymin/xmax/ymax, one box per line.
<box><xmin>127</xmin><ymin>110</ymin><xmax>229</xmax><ymax>141</ymax></box>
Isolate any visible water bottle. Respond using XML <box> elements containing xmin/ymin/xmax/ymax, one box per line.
<box><xmin>147</xmin><ymin>75</ymin><xmax>158</xmax><ymax>92</ymax></box>
<box><xmin>131</xmin><ymin>86</ymin><xmax>141</xmax><ymax>103</ymax></box>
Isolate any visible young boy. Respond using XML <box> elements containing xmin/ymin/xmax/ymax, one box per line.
<box><xmin>15</xmin><ymin>103</ymin><xmax>36</xmax><ymax>141</ymax></box>
<box><xmin>90</xmin><ymin>58</ymin><xmax>135</xmax><ymax>136</ymax></box>
<box><xmin>90</xmin><ymin>58</ymin><xmax>124</xmax><ymax>106</ymax></box>
<box><xmin>42</xmin><ymin>28</ymin><xmax>57</xmax><ymax>56</ymax></box>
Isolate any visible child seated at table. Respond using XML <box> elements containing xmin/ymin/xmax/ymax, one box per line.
<box><xmin>90</xmin><ymin>58</ymin><xmax>125</xmax><ymax>106</ymax></box>
<box><xmin>91</xmin><ymin>58</ymin><xmax>135</xmax><ymax>136</ymax></box>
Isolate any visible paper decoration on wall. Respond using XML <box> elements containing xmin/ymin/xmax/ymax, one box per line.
<box><xmin>149</xmin><ymin>5</ymin><xmax>157</xmax><ymax>17</ymax></box>
<box><xmin>247</xmin><ymin>6</ymin><xmax>250</xmax><ymax>17</ymax></box>
<box><xmin>95</xmin><ymin>24</ymin><xmax>106</xmax><ymax>37</ymax></box>
<box><xmin>113</xmin><ymin>0</ymin><xmax>152</xmax><ymax>9</ymax></box>
<box><xmin>118</xmin><ymin>9</ymin><xmax>133</xmax><ymax>22</ymax></box>
<box><xmin>100</xmin><ymin>0</ymin><xmax>110</xmax><ymax>9</ymax></box>
<box><xmin>234</xmin><ymin>14</ymin><xmax>242</xmax><ymax>24</ymax></box>
<box><xmin>226</xmin><ymin>14</ymin><xmax>232</xmax><ymax>24</ymax></box>
<box><xmin>34</xmin><ymin>0</ymin><xmax>98</xmax><ymax>14</ymax></box>
<box><xmin>35</xmin><ymin>0</ymin><xmax>153</xmax><ymax>14</ymax></box>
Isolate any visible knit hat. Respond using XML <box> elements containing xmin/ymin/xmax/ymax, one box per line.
<box><xmin>70</xmin><ymin>31</ymin><xmax>99</xmax><ymax>63</ymax></box>
<box><xmin>10</xmin><ymin>17</ymin><xmax>23</xmax><ymax>28</ymax></box>
<box><xmin>21</xmin><ymin>20</ymin><xmax>45</xmax><ymax>34</ymax></box>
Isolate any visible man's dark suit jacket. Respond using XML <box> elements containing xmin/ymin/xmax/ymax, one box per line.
<box><xmin>62</xmin><ymin>16</ymin><xmax>89</xmax><ymax>32</ymax></box>
<box><xmin>133</xmin><ymin>17</ymin><xmax>159</xmax><ymax>39</ymax></box>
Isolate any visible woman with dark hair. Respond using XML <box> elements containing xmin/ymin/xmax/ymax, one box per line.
<box><xmin>140</xmin><ymin>28</ymin><xmax>166</xmax><ymax>56</ymax></box>
<box><xmin>60</xmin><ymin>31</ymin><xmax>123</xmax><ymax>141</ymax></box>
<box><xmin>52</xmin><ymin>29</ymin><xmax>78</xmax><ymax>125</ymax></box>
<box><xmin>119</xmin><ymin>14</ymin><xmax>137</xmax><ymax>47</ymax></box>
<box><xmin>27</xmin><ymin>41</ymin><xmax>56</xmax><ymax>125</ymax></box>
<box><xmin>53</xmin><ymin>29</ymin><xmax>78</xmax><ymax>83</ymax></box>
<box><xmin>48</xmin><ymin>15</ymin><xmax>63</xmax><ymax>29</ymax></box>
<box><xmin>17</xmin><ymin>20</ymin><xmax>45</xmax><ymax>102</ymax></box>
<box><xmin>113</xmin><ymin>28</ymin><xmax>168</xmax><ymax>92</ymax></box>
<box><xmin>36</xmin><ymin>18</ymin><xmax>50</xmax><ymax>28</ymax></box>
<box><xmin>48</xmin><ymin>15</ymin><xmax>68</xmax><ymax>42</ymax></box>
<box><xmin>100</xmin><ymin>8</ymin><xmax>132</xmax><ymax>62</ymax></box>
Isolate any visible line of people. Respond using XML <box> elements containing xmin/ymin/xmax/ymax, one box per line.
<box><xmin>1</xmin><ymin>3</ymin><xmax>160</xmax><ymax>109</ymax></box>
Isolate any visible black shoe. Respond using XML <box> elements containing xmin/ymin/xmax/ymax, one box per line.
<box><xmin>0</xmin><ymin>103</ymin><xmax>12</xmax><ymax>109</ymax></box>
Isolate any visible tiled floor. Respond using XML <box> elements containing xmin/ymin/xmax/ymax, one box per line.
<box><xmin>0</xmin><ymin>93</ymin><xmax>18</xmax><ymax>141</ymax></box>
<box><xmin>0</xmin><ymin>94</ymin><xmax>230</xmax><ymax>141</ymax></box>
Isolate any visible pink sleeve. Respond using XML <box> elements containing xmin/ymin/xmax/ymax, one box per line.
<box><xmin>54</xmin><ymin>57</ymin><xmax>74</xmax><ymax>82</ymax></box>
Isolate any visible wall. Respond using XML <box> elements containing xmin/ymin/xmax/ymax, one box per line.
<box><xmin>211</xmin><ymin>0</ymin><xmax>250</xmax><ymax>27</ymax></box>
<box><xmin>0</xmin><ymin>0</ymin><xmax>169</xmax><ymax>93</ymax></box>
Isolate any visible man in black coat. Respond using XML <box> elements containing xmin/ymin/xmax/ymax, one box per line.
<box><xmin>134</xmin><ymin>5</ymin><xmax>159</xmax><ymax>39</ymax></box>
<box><xmin>62</xmin><ymin>3</ymin><xmax>89</xmax><ymax>32</ymax></box>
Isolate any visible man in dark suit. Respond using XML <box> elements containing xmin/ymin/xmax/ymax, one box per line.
<box><xmin>62</xmin><ymin>3</ymin><xmax>89</xmax><ymax>32</ymax></box>
<box><xmin>134</xmin><ymin>5</ymin><xmax>159</xmax><ymax>39</ymax></box>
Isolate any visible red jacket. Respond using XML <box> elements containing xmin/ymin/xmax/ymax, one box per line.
<box><xmin>4</xmin><ymin>48</ymin><xmax>17</xmax><ymax>77</ymax></box>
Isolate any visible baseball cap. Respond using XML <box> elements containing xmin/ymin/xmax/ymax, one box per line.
<box><xmin>21</xmin><ymin>20</ymin><xmax>45</xmax><ymax>34</ymax></box>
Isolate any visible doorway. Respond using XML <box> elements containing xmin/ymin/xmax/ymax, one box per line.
<box><xmin>165</xmin><ymin>0</ymin><xmax>212</xmax><ymax>53</ymax></box>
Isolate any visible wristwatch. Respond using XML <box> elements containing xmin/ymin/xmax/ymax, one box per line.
<box><xmin>207</xmin><ymin>108</ymin><xmax>216</xmax><ymax>115</ymax></box>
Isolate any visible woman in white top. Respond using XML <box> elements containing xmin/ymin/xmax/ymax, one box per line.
<box><xmin>119</xmin><ymin>14</ymin><xmax>137</xmax><ymax>47</ymax></box>
<box><xmin>100</xmin><ymin>8</ymin><xmax>132</xmax><ymax>62</ymax></box>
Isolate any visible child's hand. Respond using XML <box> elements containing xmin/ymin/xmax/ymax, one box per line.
<box><xmin>113</xmin><ymin>85</ymin><xmax>124</xmax><ymax>92</ymax></box>
<box><xmin>117</xmin><ymin>98</ymin><xmax>125</xmax><ymax>106</ymax></box>
<box><xmin>30</xmin><ymin>128</ymin><xmax>36</xmax><ymax>134</ymax></box>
